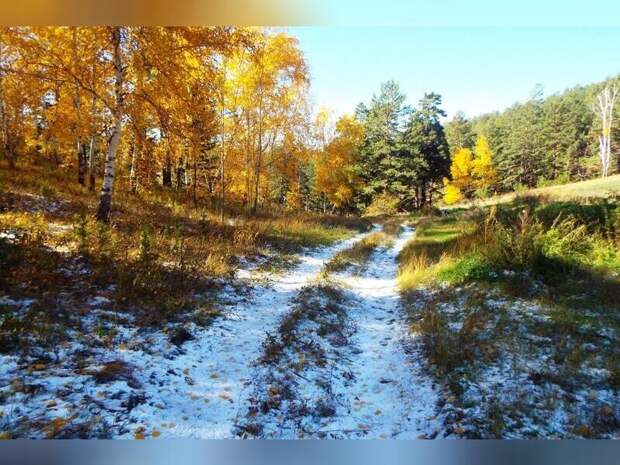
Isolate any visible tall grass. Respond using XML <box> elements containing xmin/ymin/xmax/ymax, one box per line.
<box><xmin>399</xmin><ymin>196</ymin><xmax>620</xmax><ymax>302</ymax></box>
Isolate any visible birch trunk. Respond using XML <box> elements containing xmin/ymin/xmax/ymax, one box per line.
<box><xmin>220</xmin><ymin>84</ymin><xmax>226</xmax><ymax>222</ymax></box>
<box><xmin>96</xmin><ymin>27</ymin><xmax>124</xmax><ymax>223</ymax></box>
<box><xmin>594</xmin><ymin>85</ymin><xmax>618</xmax><ymax>178</ymax></box>
<box><xmin>251</xmin><ymin>85</ymin><xmax>263</xmax><ymax>215</ymax></box>
<box><xmin>88</xmin><ymin>136</ymin><xmax>96</xmax><ymax>191</ymax></box>
<box><xmin>129</xmin><ymin>139</ymin><xmax>138</xmax><ymax>193</ymax></box>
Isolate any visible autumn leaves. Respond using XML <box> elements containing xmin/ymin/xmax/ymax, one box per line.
<box><xmin>0</xmin><ymin>27</ymin><xmax>312</xmax><ymax>221</ymax></box>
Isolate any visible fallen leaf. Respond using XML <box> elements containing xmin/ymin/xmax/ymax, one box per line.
<box><xmin>151</xmin><ymin>431</ymin><xmax>161</xmax><ymax>438</ymax></box>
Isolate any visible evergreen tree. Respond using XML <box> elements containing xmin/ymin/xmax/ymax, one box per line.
<box><xmin>356</xmin><ymin>80</ymin><xmax>410</xmax><ymax>205</ymax></box>
<box><xmin>401</xmin><ymin>92</ymin><xmax>450</xmax><ymax>208</ymax></box>
<box><xmin>445</xmin><ymin>110</ymin><xmax>475</xmax><ymax>152</ymax></box>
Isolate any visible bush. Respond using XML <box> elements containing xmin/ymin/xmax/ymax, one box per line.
<box><xmin>482</xmin><ymin>205</ymin><xmax>618</xmax><ymax>277</ymax></box>
<box><xmin>438</xmin><ymin>253</ymin><xmax>492</xmax><ymax>284</ymax></box>
<box><xmin>483</xmin><ymin>208</ymin><xmax>545</xmax><ymax>269</ymax></box>
<box><xmin>364</xmin><ymin>193</ymin><xmax>400</xmax><ymax>216</ymax></box>
<box><xmin>533</xmin><ymin>200</ymin><xmax>617</xmax><ymax>234</ymax></box>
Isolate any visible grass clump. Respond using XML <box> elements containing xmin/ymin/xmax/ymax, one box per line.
<box><xmin>399</xmin><ymin>196</ymin><xmax>619</xmax><ymax>300</ymax></box>
<box><xmin>323</xmin><ymin>232</ymin><xmax>392</xmax><ymax>275</ymax></box>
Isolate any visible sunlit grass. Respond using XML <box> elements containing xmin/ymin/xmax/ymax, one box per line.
<box><xmin>446</xmin><ymin>174</ymin><xmax>620</xmax><ymax>210</ymax></box>
<box><xmin>397</xmin><ymin>216</ymin><xmax>477</xmax><ymax>290</ymax></box>
<box><xmin>322</xmin><ymin>231</ymin><xmax>392</xmax><ymax>276</ymax></box>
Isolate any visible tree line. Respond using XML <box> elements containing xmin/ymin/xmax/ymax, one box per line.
<box><xmin>0</xmin><ymin>26</ymin><xmax>617</xmax><ymax>219</ymax></box>
<box><xmin>446</xmin><ymin>77</ymin><xmax>620</xmax><ymax>194</ymax></box>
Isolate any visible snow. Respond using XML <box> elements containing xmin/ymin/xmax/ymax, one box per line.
<box><xmin>235</xmin><ymin>226</ymin><xmax>444</xmax><ymax>439</ymax></box>
<box><xmin>2</xmin><ymin>219</ymin><xmax>617</xmax><ymax>439</ymax></box>
<box><xmin>328</xmin><ymin>226</ymin><xmax>442</xmax><ymax>438</ymax></box>
<box><xmin>107</xmin><ymin>229</ymin><xmax>374</xmax><ymax>438</ymax></box>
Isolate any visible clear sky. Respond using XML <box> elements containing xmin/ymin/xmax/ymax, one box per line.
<box><xmin>288</xmin><ymin>25</ymin><xmax>620</xmax><ymax>120</ymax></box>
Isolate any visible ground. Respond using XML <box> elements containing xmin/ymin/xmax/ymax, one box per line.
<box><xmin>0</xmin><ymin>168</ymin><xmax>619</xmax><ymax>439</ymax></box>
<box><xmin>0</xmin><ymin>219</ymin><xmax>444</xmax><ymax>439</ymax></box>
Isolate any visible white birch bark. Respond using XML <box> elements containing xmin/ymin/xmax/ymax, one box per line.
<box><xmin>96</xmin><ymin>27</ymin><xmax>124</xmax><ymax>222</ymax></box>
<box><xmin>594</xmin><ymin>85</ymin><xmax>618</xmax><ymax>177</ymax></box>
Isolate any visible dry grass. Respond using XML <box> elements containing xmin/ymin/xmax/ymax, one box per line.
<box><xmin>0</xmin><ymin>160</ymin><xmax>370</xmax><ymax>334</ymax></box>
<box><xmin>446</xmin><ymin>174</ymin><xmax>620</xmax><ymax>211</ymax></box>
<box><xmin>322</xmin><ymin>231</ymin><xmax>392</xmax><ymax>276</ymax></box>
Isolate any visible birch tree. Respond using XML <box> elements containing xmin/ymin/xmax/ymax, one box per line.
<box><xmin>593</xmin><ymin>84</ymin><xmax>618</xmax><ymax>177</ymax></box>
<box><xmin>95</xmin><ymin>27</ymin><xmax>124</xmax><ymax>222</ymax></box>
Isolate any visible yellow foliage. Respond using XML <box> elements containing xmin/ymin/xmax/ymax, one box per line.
<box><xmin>444</xmin><ymin>135</ymin><xmax>496</xmax><ymax>204</ymax></box>
<box><xmin>471</xmin><ymin>135</ymin><xmax>496</xmax><ymax>190</ymax></box>
<box><xmin>314</xmin><ymin>114</ymin><xmax>363</xmax><ymax>208</ymax></box>
<box><xmin>450</xmin><ymin>148</ymin><xmax>473</xmax><ymax>187</ymax></box>
<box><xmin>443</xmin><ymin>179</ymin><xmax>463</xmax><ymax>205</ymax></box>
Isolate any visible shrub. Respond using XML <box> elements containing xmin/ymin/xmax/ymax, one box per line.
<box><xmin>364</xmin><ymin>193</ymin><xmax>400</xmax><ymax>216</ymax></box>
<box><xmin>73</xmin><ymin>213</ymin><xmax>90</xmax><ymax>252</ymax></box>
<box><xmin>483</xmin><ymin>208</ymin><xmax>545</xmax><ymax>269</ymax></box>
<box><xmin>438</xmin><ymin>253</ymin><xmax>492</xmax><ymax>284</ymax></box>
<box><xmin>138</xmin><ymin>226</ymin><xmax>157</xmax><ymax>263</ymax></box>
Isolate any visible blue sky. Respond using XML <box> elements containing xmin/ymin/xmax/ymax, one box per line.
<box><xmin>288</xmin><ymin>27</ymin><xmax>620</xmax><ymax>117</ymax></box>
<box><xmin>289</xmin><ymin>26</ymin><xmax>620</xmax><ymax>120</ymax></box>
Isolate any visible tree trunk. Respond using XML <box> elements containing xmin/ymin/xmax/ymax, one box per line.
<box><xmin>77</xmin><ymin>140</ymin><xmax>87</xmax><ymax>185</ymax></box>
<box><xmin>176</xmin><ymin>157</ymin><xmax>186</xmax><ymax>190</ymax></box>
<box><xmin>5</xmin><ymin>145</ymin><xmax>15</xmax><ymax>169</ymax></box>
<box><xmin>251</xmin><ymin>91</ymin><xmax>263</xmax><ymax>215</ymax></box>
<box><xmin>88</xmin><ymin>136</ymin><xmax>96</xmax><ymax>191</ymax></box>
<box><xmin>594</xmin><ymin>86</ymin><xmax>618</xmax><ymax>178</ymax></box>
<box><xmin>162</xmin><ymin>159</ymin><xmax>172</xmax><ymax>187</ymax></box>
<box><xmin>72</xmin><ymin>28</ymin><xmax>86</xmax><ymax>187</ymax></box>
<box><xmin>244</xmin><ymin>111</ymin><xmax>252</xmax><ymax>209</ymax></box>
<box><xmin>87</xmin><ymin>53</ymin><xmax>97</xmax><ymax>192</ymax></box>
<box><xmin>96</xmin><ymin>27</ymin><xmax>124</xmax><ymax>223</ymax></box>
<box><xmin>129</xmin><ymin>140</ymin><xmax>138</xmax><ymax>194</ymax></box>
<box><xmin>192</xmin><ymin>145</ymin><xmax>198</xmax><ymax>207</ymax></box>
<box><xmin>220</xmin><ymin>92</ymin><xmax>226</xmax><ymax>222</ymax></box>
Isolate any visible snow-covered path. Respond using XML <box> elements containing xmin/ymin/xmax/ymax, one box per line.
<box><xmin>235</xmin><ymin>225</ymin><xmax>443</xmax><ymax>439</ymax></box>
<box><xmin>119</xmin><ymin>229</ymin><xmax>373</xmax><ymax>438</ymax></box>
<box><xmin>330</xmin><ymin>226</ymin><xmax>442</xmax><ymax>438</ymax></box>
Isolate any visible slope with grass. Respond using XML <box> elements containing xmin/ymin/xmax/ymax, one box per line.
<box><xmin>447</xmin><ymin>174</ymin><xmax>620</xmax><ymax>210</ymax></box>
<box><xmin>398</xmin><ymin>194</ymin><xmax>620</xmax><ymax>438</ymax></box>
